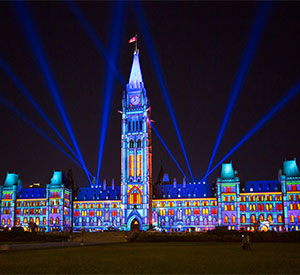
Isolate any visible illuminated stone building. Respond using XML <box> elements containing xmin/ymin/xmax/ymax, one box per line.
<box><xmin>0</xmin><ymin>49</ymin><xmax>299</xmax><ymax>232</ymax></box>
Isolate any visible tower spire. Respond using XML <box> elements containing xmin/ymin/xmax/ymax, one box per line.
<box><xmin>128</xmin><ymin>43</ymin><xmax>143</xmax><ymax>88</ymax></box>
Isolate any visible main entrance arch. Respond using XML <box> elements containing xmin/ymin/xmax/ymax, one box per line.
<box><xmin>130</xmin><ymin>218</ymin><xmax>140</xmax><ymax>232</ymax></box>
<box><xmin>126</xmin><ymin>213</ymin><xmax>143</xmax><ymax>231</ymax></box>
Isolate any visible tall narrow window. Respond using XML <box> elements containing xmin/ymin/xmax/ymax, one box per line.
<box><xmin>137</xmin><ymin>139</ymin><xmax>142</xmax><ymax>148</ymax></box>
<box><xmin>128</xmin><ymin>121</ymin><xmax>131</xmax><ymax>132</ymax></box>
<box><xmin>129</xmin><ymin>154</ymin><xmax>134</xmax><ymax>177</ymax></box>
<box><xmin>137</xmin><ymin>153</ymin><xmax>142</xmax><ymax>177</ymax></box>
<box><xmin>129</xmin><ymin>140</ymin><xmax>134</xmax><ymax>148</ymax></box>
<box><xmin>140</xmin><ymin>120</ymin><xmax>142</xmax><ymax>131</ymax></box>
<box><xmin>136</xmin><ymin>121</ymin><xmax>139</xmax><ymax>132</ymax></box>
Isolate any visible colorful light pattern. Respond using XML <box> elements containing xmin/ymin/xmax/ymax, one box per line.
<box><xmin>0</xmin><ymin>48</ymin><xmax>299</xmax><ymax>233</ymax></box>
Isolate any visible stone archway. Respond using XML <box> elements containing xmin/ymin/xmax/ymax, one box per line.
<box><xmin>130</xmin><ymin>218</ymin><xmax>140</xmax><ymax>232</ymax></box>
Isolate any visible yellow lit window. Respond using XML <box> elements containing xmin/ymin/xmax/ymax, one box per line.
<box><xmin>137</xmin><ymin>154</ymin><xmax>142</xmax><ymax>177</ymax></box>
<box><xmin>129</xmin><ymin>155</ymin><xmax>134</xmax><ymax>177</ymax></box>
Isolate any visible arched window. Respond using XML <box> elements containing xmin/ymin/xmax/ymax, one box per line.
<box><xmin>177</xmin><ymin>209</ymin><xmax>183</xmax><ymax>220</ymax></box>
<box><xmin>16</xmin><ymin>218</ymin><xmax>20</xmax><ymax>226</ymax></box>
<box><xmin>152</xmin><ymin>211</ymin><xmax>158</xmax><ymax>223</ymax></box>
<box><xmin>186</xmin><ymin>218</ymin><xmax>191</xmax><ymax>226</ymax></box>
<box><xmin>89</xmin><ymin>219</ymin><xmax>93</xmax><ymax>226</ymax></box>
<box><xmin>129</xmin><ymin>140</ymin><xmax>134</xmax><ymax>148</ymax></box>
<box><xmin>231</xmin><ymin>216</ymin><xmax>236</xmax><ymax>223</ymax></box>
<box><xmin>212</xmin><ymin>218</ymin><xmax>217</xmax><ymax>225</ymax></box>
<box><xmin>50</xmin><ymin>218</ymin><xmax>53</xmax><ymax>225</ymax></box>
<box><xmin>82</xmin><ymin>218</ymin><xmax>86</xmax><ymax>226</ymax></box>
<box><xmin>231</xmin><ymin>205</ymin><xmax>234</xmax><ymax>211</ymax></box>
<box><xmin>224</xmin><ymin>205</ymin><xmax>227</xmax><ymax>211</ymax></box>
<box><xmin>224</xmin><ymin>216</ymin><xmax>228</xmax><ymax>224</ymax></box>
<box><xmin>36</xmin><ymin>217</ymin><xmax>40</xmax><ymax>225</ymax></box>
<box><xmin>251</xmin><ymin>215</ymin><xmax>255</xmax><ymax>223</ymax></box>
<box><xmin>129</xmin><ymin>154</ymin><xmax>134</xmax><ymax>177</ymax></box>
<box><xmin>136</xmin><ymin>121</ymin><xmax>139</xmax><ymax>132</ymax></box>
<box><xmin>137</xmin><ymin>153</ymin><xmax>142</xmax><ymax>177</ymax></box>
<box><xmin>241</xmin><ymin>215</ymin><xmax>246</xmax><ymax>223</ymax></box>
<box><xmin>128</xmin><ymin>186</ymin><xmax>142</xmax><ymax>204</ymax></box>
<box><xmin>137</xmin><ymin>139</ymin><xmax>142</xmax><ymax>148</ymax></box>
<box><xmin>203</xmin><ymin>218</ymin><xmax>208</xmax><ymax>225</ymax></box>
<box><xmin>270</xmin><ymin>204</ymin><xmax>273</xmax><ymax>211</ymax></box>
<box><xmin>259</xmin><ymin>214</ymin><xmax>264</xmax><ymax>221</ymax></box>
<box><xmin>267</xmin><ymin>215</ymin><xmax>273</xmax><ymax>222</ymax></box>
<box><xmin>278</xmin><ymin>215</ymin><xmax>283</xmax><ymax>223</ymax></box>
<box><xmin>290</xmin><ymin>204</ymin><xmax>293</xmax><ymax>210</ymax></box>
<box><xmin>56</xmin><ymin>218</ymin><xmax>59</xmax><ymax>225</ymax></box>
<box><xmin>290</xmin><ymin>215</ymin><xmax>294</xmax><ymax>223</ymax></box>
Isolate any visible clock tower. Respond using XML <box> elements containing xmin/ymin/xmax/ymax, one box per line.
<box><xmin>120</xmin><ymin>48</ymin><xmax>152</xmax><ymax>231</ymax></box>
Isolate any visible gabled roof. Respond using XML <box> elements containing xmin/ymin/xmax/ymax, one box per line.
<box><xmin>283</xmin><ymin>159</ymin><xmax>300</xmax><ymax>177</ymax></box>
<box><xmin>128</xmin><ymin>51</ymin><xmax>143</xmax><ymax>87</ymax></box>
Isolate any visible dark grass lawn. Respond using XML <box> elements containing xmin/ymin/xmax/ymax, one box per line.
<box><xmin>1</xmin><ymin>242</ymin><xmax>300</xmax><ymax>274</ymax></box>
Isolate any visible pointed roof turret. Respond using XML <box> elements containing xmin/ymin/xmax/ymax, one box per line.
<box><xmin>283</xmin><ymin>158</ymin><xmax>300</xmax><ymax>177</ymax></box>
<box><xmin>128</xmin><ymin>50</ymin><xmax>144</xmax><ymax>89</ymax></box>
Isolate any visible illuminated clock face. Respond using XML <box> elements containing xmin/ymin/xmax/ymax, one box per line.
<box><xmin>130</xmin><ymin>95</ymin><xmax>140</xmax><ymax>105</ymax></box>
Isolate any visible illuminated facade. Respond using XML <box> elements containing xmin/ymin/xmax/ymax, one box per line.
<box><xmin>0</xmin><ymin>171</ymin><xmax>72</xmax><ymax>231</ymax></box>
<box><xmin>0</xmin><ymin>50</ymin><xmax>300</xmax><ymax>232</ymax></box>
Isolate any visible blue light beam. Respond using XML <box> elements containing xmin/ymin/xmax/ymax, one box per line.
<box><xmin>96</xmin><ymin>2</ymin><xmax>125</xmax><ymax>183</ymax></box>
<box><xmin>205</xmin><ymin>81</ymin><xmax>300</xmax><ymax>179</ymax></box>
<box><xmin>134</xmin><ymin>1</ymin><xmax>194</xmax><ymax>181</ymax></box>
<box><xmin>0</xmin><ymin>55</ymin><xmax>81</xmax><ymax>163</ymax></box>
<box><xmin>14</xmin><ymin>2</ymin><xmax>92</xmax><ymax>184</ymax></box>
<box><xmin>205</xmin><ymin>2</ymin><xmax>273</xmax><ymax>179</ymax></box>
<box><xmin>0</xmin><ymin>94</ymin><xmax>94</xmax><ymax>179</ymax></box>
<box><xmin>67</xmin><ymin>0</ymin><xmax>126</xmax><ymax>87</ymax></box>
<box><xmin>150</xmin><ymin>121</ymin><xmax>189</xmax><ymax>182</ymax></box>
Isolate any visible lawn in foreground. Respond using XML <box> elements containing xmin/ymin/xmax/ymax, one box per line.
<box><xmin>1</xmin><ymin>242</ymin><xmax>300</xmax><ymax>274</ymax></box>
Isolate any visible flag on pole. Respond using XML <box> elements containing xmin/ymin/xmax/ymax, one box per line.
<box><xmin>128</xmin><ymin>35</ymin><xmax>137</xmax><ymax>44</ymax></box>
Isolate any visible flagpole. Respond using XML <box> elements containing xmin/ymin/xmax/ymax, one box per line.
<box><xmin>135</xmin><ymin>35</ymin><xmax>138</xmax><ymax>53</ymax></box>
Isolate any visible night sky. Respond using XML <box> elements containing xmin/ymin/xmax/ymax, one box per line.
<box><xmin>0</xmin><ymin>2</ymin><xmax>300</xmax><ymax>188</ymax></box>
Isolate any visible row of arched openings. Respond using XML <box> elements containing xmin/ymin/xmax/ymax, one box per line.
<box><xmin>129</xmin><ymin>139</ymin><xmax>142</xmax><ymax>148</ymax></box>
